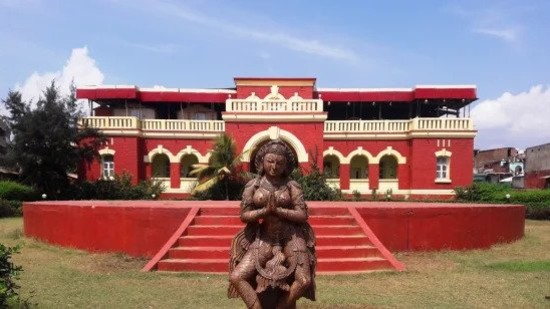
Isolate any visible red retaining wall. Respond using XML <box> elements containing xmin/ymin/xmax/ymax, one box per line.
<box><xmin>23</xmin><ymin>201</ymin><xmax>524</xmax><ymax>257</ymax></box>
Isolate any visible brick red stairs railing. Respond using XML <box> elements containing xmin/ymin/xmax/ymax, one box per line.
<box><xmin>143</xmin><ymin>206</ymin><xmax>404</xmax><ymax>273</ymax></box>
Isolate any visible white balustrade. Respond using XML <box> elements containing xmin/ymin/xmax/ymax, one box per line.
<box><xmin>79</xmin><ymin>116</ymin><xmax>139</xmax><ymax>129</ymax></box>
<box><xmin>141</xmin><ymin>119</ymin><xmax>225</xmax><ymax>132</ymax></box>
<box><xmin>324</xmin><ymin>120</ymin><xmax>411</xmax><ymax>133</ymax></box>
<box><xmin>412</xmin><ymin>118</ymin><xmax>474</xmax><ymax>131</ymax></box>
<box><xmin>81</xmin><ymin>116</ymin><xmax>472</xmax><ymax>136</ymax></box>
<box><xmin>80</xmin><ymin>117</ymin><xmax>225</xmax><ymax>133</ymax></box>
<box><xmin>324</xmin><ymin>118</ymin><xmax>473</xmax><ymax>133</ymax></box>
<box><xmin>226</xmin><ymin>99</ymin><xmax>323</xmax><ymax>113</ymax></box>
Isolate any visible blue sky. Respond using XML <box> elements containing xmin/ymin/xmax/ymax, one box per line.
<box><xmin>1</xmin><ymin>0</ymin><xmax>549</xmax><ymax>150</ymax></box>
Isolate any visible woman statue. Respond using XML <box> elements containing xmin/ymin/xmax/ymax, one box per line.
<box><xmin>228</xmin><ymin>140</ymin><xmax>316</xmax><ymax>309</ymax></box>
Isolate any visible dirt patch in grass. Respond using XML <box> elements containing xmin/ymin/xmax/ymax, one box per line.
<box><xmin>73</xmin><ymin>253</ymin><xmax>148</xmax><ymax>274</ymax></box>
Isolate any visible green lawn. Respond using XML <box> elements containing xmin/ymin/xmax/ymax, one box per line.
<box><xmin>2</xmin><ymin>218</ymin><xmax>549</xmax><ymax>308</ymax></box>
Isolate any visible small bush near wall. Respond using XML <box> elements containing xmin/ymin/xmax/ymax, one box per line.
<box><xmin>455</xmin><ymin>183</ymin><xmax>550</xmax><ymax>220</ymax></box>
<box><xmin>0</xmin><ymin>200</ymin><xmax>23</xmax><ymax>218</ymax></box>
<box><xmin>0</xmin><ymin>181</ymin><xmax>38</xmax><ymax>201</ymax></box>
<box><xmin>69</xmin><ymin>173</ymin><xmax>164</xmax><ymax>200</ymax></box>
<box><xmin>291</xmin><ymin>168</ymin><xmax>342</xmax><ymax>201</ymax></box>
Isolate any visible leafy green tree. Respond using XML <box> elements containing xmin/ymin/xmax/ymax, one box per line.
<box><xmin>1</xmin><ymin>81</ymin><xmax>104</xmax><ymax>199</ymax></box>
<box><xmin>190</xmin><ymin>133</ymin><xmax>250</xmax><ymax>200</ymax></box>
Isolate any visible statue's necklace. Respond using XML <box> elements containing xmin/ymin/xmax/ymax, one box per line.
<box><xmin>261</xmin><ymin>178</ymin><xmax>285</xmax><ymax>192</ymax></box>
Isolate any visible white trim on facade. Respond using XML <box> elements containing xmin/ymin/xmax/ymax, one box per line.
<box><xmin>241</xmin><ymin>126</ymin><xmax>309</xmax><ymax>163</ymax></box>
<box><xmin>346</xmin><ymin>147</ymin><xmax>375</xmax><ymax>165</ymax></box>
<box><xmin>98</xmin><ymin>147</ymin><xmax>116</xmax><ymax>156</ymax></box>
<box><xmin>323</xmin><ymin>147</ymin><xmax>346</xmax><ymax>164</ymax></box>
<box><xmin>373</xmin><ymin>146</ymin><xmax>406</xmax><ymax>164</ymax></box>
<box><xmin>222</xmin><ymin>114</ymin><xmax>327</xmax><ymax>122</ymax></box>
<box><xmin>174</xmin><ymin>145</ymin><xmax>210</xmax><ymax>164</ymax></box>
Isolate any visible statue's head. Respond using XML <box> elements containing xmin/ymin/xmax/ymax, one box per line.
<box><xmin>254</xmin><ymin>139</ymin><xmax>296</xmax><ymax>178</ymax></box>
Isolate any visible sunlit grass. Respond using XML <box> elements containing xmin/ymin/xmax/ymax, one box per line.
<box><xmin>484</xmin><ymin>260</ymin><xmax>550</xmax><ymax>272</ymax></box>
<box><xmin>1</xmin><ymin>218</ymin><xmax>549</xmax><ymax>308</ymax></box>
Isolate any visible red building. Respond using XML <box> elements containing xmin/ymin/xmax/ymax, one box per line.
<box><xmin>76</xmin><ymin>77</ymin><xmax>477</xmax><ymax>199</ymax></box>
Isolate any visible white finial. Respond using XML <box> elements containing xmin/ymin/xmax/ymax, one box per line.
<box><xmin>270</xmin><ymin>85</ymin><xmax>279</xmax><ymax>96</ymax></box>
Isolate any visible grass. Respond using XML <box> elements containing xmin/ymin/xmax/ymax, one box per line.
<box><xmin>1</xmin><ymin>218</ymin><xmax>549</xmax><ymax>308</ymax></box>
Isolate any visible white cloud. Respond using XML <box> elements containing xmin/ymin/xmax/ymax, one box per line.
<box><xmin>474</xmin><ymin>27</ymin><xmax>519</xmax><ymax>43</ymax></box>
<box><xmin>471</xmin><ymin>85</ymin><xmax>550</xmax><ymax>148</ymax></box>
<box><xmin>149</xmin><ymin>0</ymin><xmax>357</xmax><ymax>61</ymax></box>
<box><xmin>447</xmin><ymin>5</ymin><xmax>523</xmax><ymax>44</ymax></box>
<box><xmin>15</xmin><ymin>47</ymin><xmax>104</xmax><ymax>105</ymax></box>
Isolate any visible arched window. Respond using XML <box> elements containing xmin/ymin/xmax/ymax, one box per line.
<box><xmin>436</xmin><ymin>156</ymin><xmax>450</xmax><ymax>181</ymax></box>
<box><xmin>379</xmin><ymin>155</ymin><xmax>397</xmax><ymax>179</ymax></box>
<box><xmin>323</xmin><ymin>155</ymin><xmax>340</xmax><ymax>178</ymax></box>
<box><xmin>180</xmin><ymin>154</ymin><xmax>199</xmax><ymax>177</ymax></box>
<box><xmin>350</xmin><ymin>155</ymin><xmax>369</xmax><ymax>179</ymax></box>
<box><xmin>101</xmin><ymin>155</ymin><xmax>115</xmax><ymax>179</ymax></box>
<box><xmin>434</xmin><ymin>149</ymin><xmax>452</xmax><ymax>183</ymax></box>
<box><xmin>152</xmin><ymin>154</ymin><xmax>170</xmax><ymax>178</ymax></box>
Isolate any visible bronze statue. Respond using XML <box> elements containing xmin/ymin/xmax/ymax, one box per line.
<box><xmin>228</xmin><ymin>140</ymin><xmax>316</xmax><ymax>309</ymax></box>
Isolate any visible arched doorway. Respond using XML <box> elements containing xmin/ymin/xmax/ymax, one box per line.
<box><xmin>323</xmin><ymin>155</ymin><xmax>340</xmax><ymax>178</ymax></box>
<box><xmin>152</xmin><ymin>154</ymin><xmax>170</xmax><ymax>178</ymax></box>
<box><xmin>180</xmin><ymin>154</ymin><xmax>199</xmax><ymax>178</ymax></box>
<box><xmin>248</xmin><ymin>139</ymin><xmax>298</xmax><ymax>174</ymax></box>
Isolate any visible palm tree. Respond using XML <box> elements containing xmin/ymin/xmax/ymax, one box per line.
<box><xmin>190</xmin><ymin>133</ymin><xmax>250</xmax><ymax>200</ymax></box>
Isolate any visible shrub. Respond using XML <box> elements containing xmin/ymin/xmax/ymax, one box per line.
<box><xmin>0</xmin><ymin>200</ymin><xmax>23</xmax><ymax>218</ymax></box>
<box><xmin>371</xmin><ymin>188</ymin><xmax>379</xmax><ymax>201</ymax></box>
<box><xmin>0</xmin><ymin>181</ymin><xmax>38</xmax><ymax>201</ymax></box>
<box><xmin>454</xmin><ymin>182</ymin><xmax>509</xmax><ymax>202</ymax></box>
<box><xmin>455</xmin><ymin>183</ymin><xmax>550</xmax><ymax>220</ymax></box>
<box><xmin>70</xmin><ymin>173</ymin><xmax>165</xmax><ymax>200</ymax></box>
<box><xmin>524</xmin><ymin>203</ymin><xmax>550</xmax><ymax>220</ymax></box>
<box><xmin>352</xmin><ymin>190</ymin><xmax>362</xmax><ymax>201</ymax></box>
<box><xmin>291</xmin><ymin>168</ymin><xmax>341</xmax><ymax>201</ymax></box>
<box><xmin>0</xmin><ymin>244</ymin><xmax>30</xmax><ymax>307</ymax></box>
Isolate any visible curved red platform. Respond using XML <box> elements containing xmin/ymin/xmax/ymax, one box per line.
<box><xmin>23</xmin><ymin>201</ymin><xmax>524</xmax><ymax>258</ymax></box>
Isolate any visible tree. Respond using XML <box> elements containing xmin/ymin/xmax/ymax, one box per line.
<box><xmin>290</xmin><ymin>147</ymin><xmax>341</xmax><ymax>201</ymax></box>
<box><xmin>190</xmin><ymin>133</ymin><xmax>250</xmax><ymax>200</ymax></box>
<box><xmin>1</xmin><ymin>81</ymin><xmax>104</xmax><ymax>198</ymax></box>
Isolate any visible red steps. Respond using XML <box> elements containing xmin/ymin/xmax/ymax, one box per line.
<box><xmin>152</xmin><ymin>206</ymin><xmax>403</xmax><ymax>274</ymax></box>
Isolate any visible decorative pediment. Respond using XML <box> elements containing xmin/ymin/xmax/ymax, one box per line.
<box><xmin>264</xmin><ymin>85</ymin><xmax>285</xmax><ymax>100</ymax></box>
<box><xmin>226</xmin><ymin>84</ymin><xmax>323</xmax><ymax>113</ymax></box>
<box><xmin>245</xmin><ymin>92</ymin><xmax>261</xmax><ymax>100</ymax></box>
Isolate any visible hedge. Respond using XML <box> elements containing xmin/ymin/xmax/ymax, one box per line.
<box><xmin>0</xmin><ymin>181</ymin><xmax>38</xmax><ymax>201</ymax></box>
<box><xmin>455</xmin><ymin>183</ymin><xmax>550</xmax><ymax>220</ymax></box>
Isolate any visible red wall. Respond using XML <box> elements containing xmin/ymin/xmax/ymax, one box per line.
<box><xmin>24</xmin><ymin>201</ymin><xmax>192</xmax><ymax>257</ymax></box>
<box><xmin>324</xmin><ymin>139</ymin><xmax>411</xmax><ymax>187</ymax></box>
<box><xmin>225</xmin><ymin>122</ymin><xmax>325</xmax><ymax>169</ymax></box>
<box><xmin>354</xmin><ymin>203</ymin><xmax>525</xmax><ymax>251</ymax></box>
<box><xmin>409</xmin><ymin>138</ymin><xmax>473</xmax><ymax>189</ymax></box>
<box><xmin>24</xmin><ymin>201</ymin><xmax>525</xmax><ymax>257</ymax></box>
<box><xmin>112</xmin><ymin>137</ymin><xmax>142</xmax><ymax>184</ymax></box>
<box><xmin>81</xmin><ymin>132</ymin><xmax>475</xmax><ymax>194</ymax></box>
